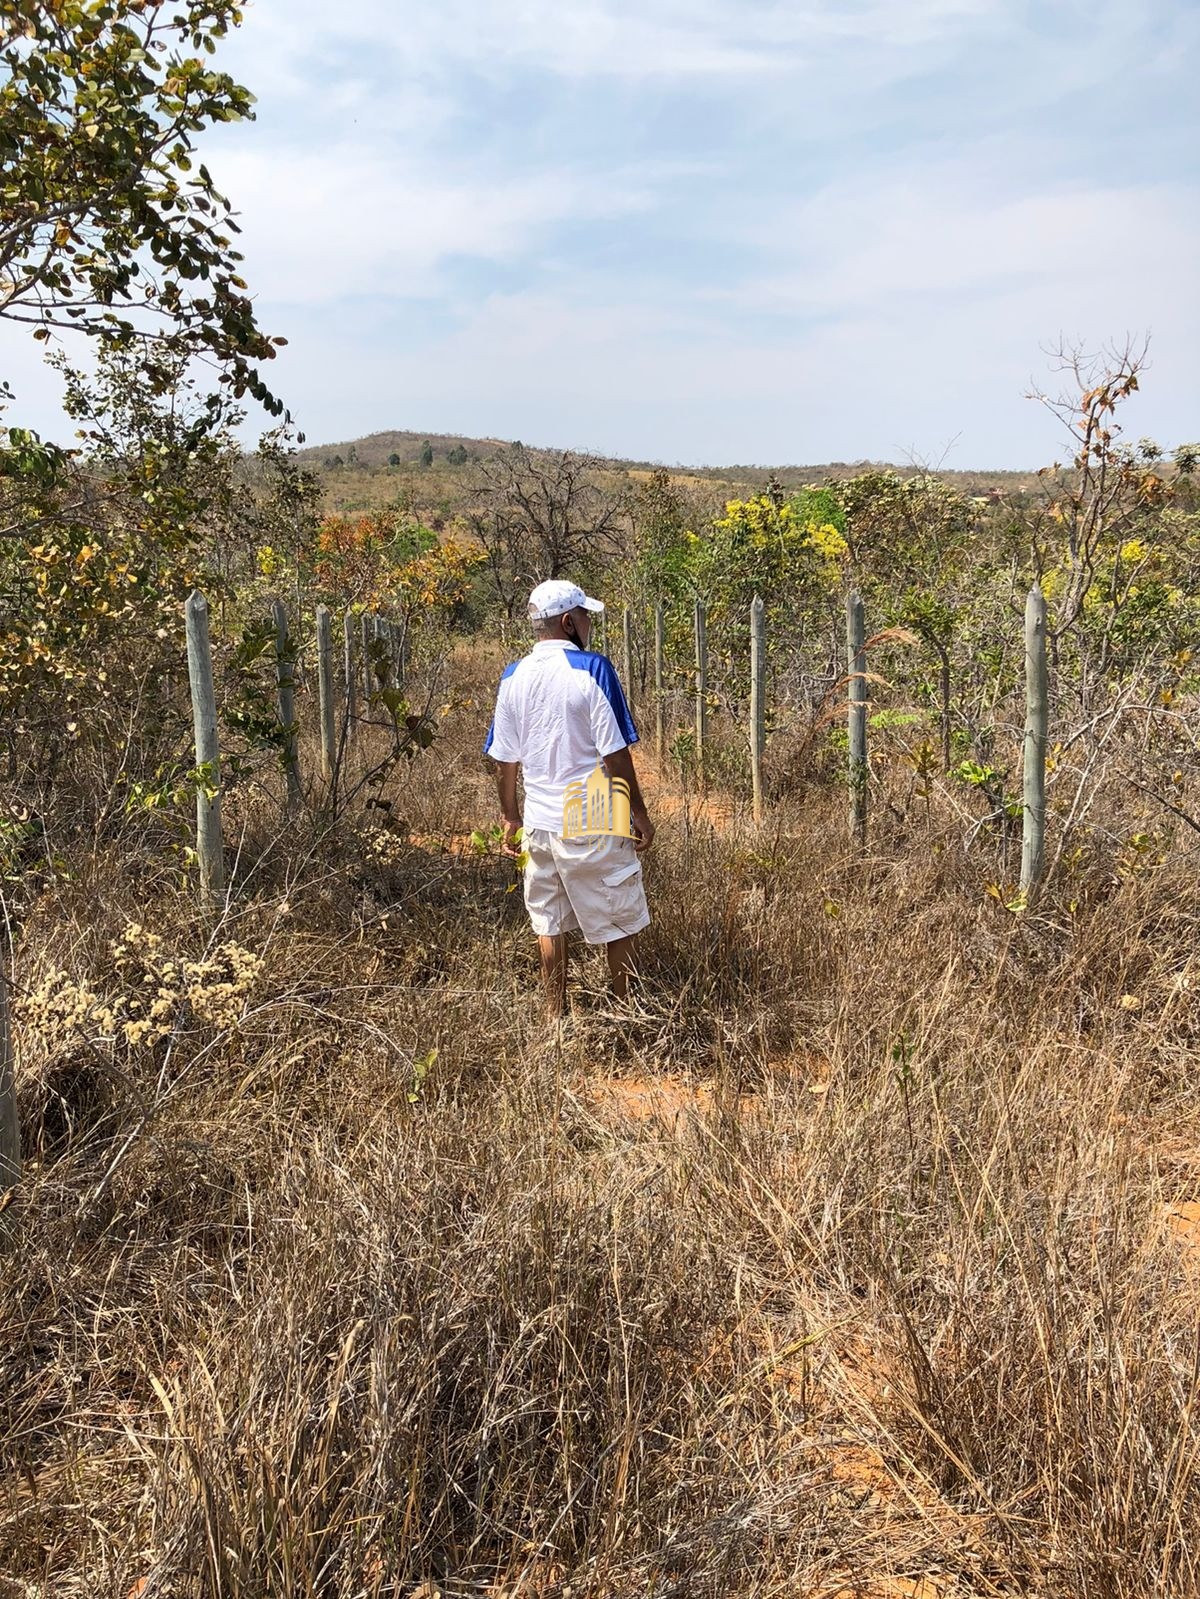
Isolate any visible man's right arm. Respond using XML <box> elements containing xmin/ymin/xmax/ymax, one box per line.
<box><xmin>485</xmin><ymin>672</ymin><xmax>524</xmax><ymax>854</ymax></box>
<box><xmin>495</xmin><ymin>761</ymin><xmax>523</xmax><ymax>855</ymax></box>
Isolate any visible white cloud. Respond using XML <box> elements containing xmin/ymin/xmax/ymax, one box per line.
<box><xmin>731</xmin><ymin>174</ymin><xmax>1200</xmax><ymax>320</ymax></box>
<box><xmin>265</xmin><ymin>194</ymin><xmax>1198</xmax><ymax>468</ymax></box>
<box><xmin>5</xmin><ymin>0</ymin><xmax>1196</xmax><ymax>467</ymax></box>
<box><xmin>229</xmin><ymin>0</ymin><xmax>1010</xmax><ymax>88</ymax></box>
<box><xmin>214</xmin><ymin>147</ymin><xmax>675</xmax><ymax>305</ymax></box>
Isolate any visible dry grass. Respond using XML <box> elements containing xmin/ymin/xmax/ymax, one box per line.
<box><xmin>3</xmin><ymin>653</ymin><xmax>1200</xmax><ymax>1598</ymax></box>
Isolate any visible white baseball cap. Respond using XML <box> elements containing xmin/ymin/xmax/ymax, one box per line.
<box><xmin>527</xmin><ymin>579</ymin><xmax>604</xmax><ymax>620</ymax></box>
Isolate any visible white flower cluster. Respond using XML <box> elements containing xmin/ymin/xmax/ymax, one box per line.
<box><xmin>18</xmin><ymin>923</ymin><xmax>264</xmax><ymax>1051</ymax></box>
<box><xmin>362</xmin><ymin>827</ymin><xmax>411</xmax><ymax>867</ymax></box>
<box><xmin>18</xmin><ymin>970</ymin><xmax>117</xmax><ymax>1041</ymax></box>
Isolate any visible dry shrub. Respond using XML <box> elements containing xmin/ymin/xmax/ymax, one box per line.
<box><xmin>3</xmin><ymin>671</ymin><xmax>1200</xmax><ymax>1597</ymax></box>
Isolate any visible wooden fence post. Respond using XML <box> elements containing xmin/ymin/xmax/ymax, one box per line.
<box><xmin>343</xmin><ymin>609</ymin><xmax>357</xmax><ymax>742</ymax></box>
<box><xmin>316</xmin><ymin>604</ymin><xmax>336</xmax><ymax>784</ymax></box>
<box><xmin>374</xmin><ymin>616</ymin><xmax>392</xmax><ymax>691</ymax></box>
<box><xmin>0</xmin><ymin>959</ymin><xmax>18</xmax><ymax>1197</ymax></box>
<box><xmin>272</xmin><ymin>597</ymin><xmax>302</xmax><ymax>812</ymax></box>
<box><xmin>1020</xmin><ymin>583</ymin><xmax>1048</xmax><ymax>899</ymax></box>
<box><xmin>694</xmin><ymin>599</ymin><xmax>707</xmax><ymax>784</ymax></box>
<box><xmin>847</xmin><ymin>591</ymin><xmax>868</xmax><ymax>843</ymax></box>
<box><xmin>598</xmin><ymin>609</ymin><xmax>608</xmax><ymax>657</ymax></box>
<box><xmin>622</xmin><ymin>604</ymin><xmax>634</xmax><ymax>708</ymax></box>
<box><xmin>750</xmin><ymin>593</ymin><xmax>766</xmax><ymax>824</ymax></box>
<box><xmin>379</xmin><ymin>619</ymin><xmax>392</xmax><ymax>689</ymax></box>
<box><xmin>654</xmin><ymin>602</ymin><xmax>665</xmax><ymax>760</ymax></box>
<box><xmin>389</xmin><ymin>620</ymin><xmax>403</xmax><ymax>691</ymax></box>
<box><xmin>185</xmin><ymin>588</ymin><xmax>226</xmax><ymax>903</ymax></box>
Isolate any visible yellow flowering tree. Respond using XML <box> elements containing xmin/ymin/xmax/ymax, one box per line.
<box><xmin>640</xmin><ymin>483</ymin><xmax>849</xmax><ymax>732</ymax></box>
<box><xmin>688</xmin><ymin>489</ymin><xmax>848</xmax><ymax>620</ymax></box>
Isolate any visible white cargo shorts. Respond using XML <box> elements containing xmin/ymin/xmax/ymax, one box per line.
<box><xmin>522</xmin><ymin>829</ymin><xmax>650</xmax><ymax>945</ymax></box>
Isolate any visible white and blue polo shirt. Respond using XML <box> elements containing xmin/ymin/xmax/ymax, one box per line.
<box><xmin>485</xmin><ymin>639</ymin><xmax>639</xmax><ymax>832</ymax></box>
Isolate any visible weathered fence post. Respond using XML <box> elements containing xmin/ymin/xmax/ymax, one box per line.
<box><xmin>360</xmin><ymin>612</ymin><xmax>372</xmax><ymax>699</ymax></box>
<box><xmin>1020</xmin><ymin>583</ymin><xmax>1048</xmax><ymax>899</ymax></box>
<box><xmin>750</xmin><ymin>593</ymin><xmax>766</xmax><ymax>824</ymax></box>
<box><xmin>343</xmin><ymin>609</ymin><xmax>357</xmax><ymax>742</ymax></box>
<box><xmin>622</xmin><ymin>604</ymin><xmax>634</xmax><ymax>708</ymax></box>
<box><xmin>316</xmin><ymin>603</ymin><xmax>336</xmax><ymax>784</ymax></box>
<box><xmin>395</xmin><ymin>617</ymin><xmax>407</xmax><ymax>690</ymax></box>
<box><xmin>654</xmin><ymin>602</ymin><xmax>665</xmax><ymax>760</ymax></box>
<box><xmin>185</xmin><ymin>589</ymin><xmax>226</xmax><ymax>904</ymax></box>
<box><xmin>374</xmin><ymin>616</ymin><xmax>392</xmax><ymax>691</ymax></box>
<box><xmin>380</xmin><ymin>619</ymin><xmax>392</xmax><ymax>689</ymax></box>
<box><xmin>694</xmin><ymin>599</ymin><xmax>708</xmax><ymax>784</ymax></box>
<box><xmin>389</xmin><ymin>619</ymin><xmax>403</xmax><ymax>691</ymax></box>
<box><xmin>0</xmin><ymin>959</ymin><xmax>19</xmax><ymax>1197</ymax></box>
<box><xmin>847</xmin><ymin>591</ymin><xmax>868</xmax><ymax>844</ymax></box>
<box><xmin>272</xmin><ymin>597</ymin><xmax>302</xmax><ymax>812</ymax></box>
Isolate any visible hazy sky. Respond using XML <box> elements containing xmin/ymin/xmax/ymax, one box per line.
<box><xmin>5</xmin><ymin>0</ymin><xmax>1198</xmax><ymax>466</ymax></box>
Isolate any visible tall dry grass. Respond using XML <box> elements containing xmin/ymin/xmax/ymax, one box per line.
<box><xmin>2</xmin><ymin>646</ymin><xmax>1199</xmax><ymax>1598</ymax></box>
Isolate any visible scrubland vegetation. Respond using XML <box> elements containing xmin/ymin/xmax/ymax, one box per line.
<box><xmin>5</xmin><ymin>5</ymin><xmax>1200</xmax><ymax>1596</ymax></box>
<box><xmin>4</xmin><ymin>335</ymin><xmax>1200</xmax><ymax>1597</ymax></box>
<box><xmin>3</xmin><ymin>655</ymin><xmax>1200</xmax><ymax>1598</ymax></box>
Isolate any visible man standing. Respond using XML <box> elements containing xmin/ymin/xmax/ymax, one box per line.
<box><xmin>485</xmin><ymin>580</ymin><xmax>655</xmax><ymax>1017</ymax></box>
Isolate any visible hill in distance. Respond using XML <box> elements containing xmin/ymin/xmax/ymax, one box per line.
<box><xmin>297</xmin><ymin>428</ymin><xmax>1038</xmax><ymax>516</ymax></box>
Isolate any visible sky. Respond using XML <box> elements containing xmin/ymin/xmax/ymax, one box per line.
<box><xmin>4</xmin><ymin>0</ymin><xmax>1199</xmax><ymax>467</ymax></box>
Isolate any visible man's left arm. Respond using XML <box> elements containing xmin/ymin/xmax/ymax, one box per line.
<box><xmin>603</xmin><ymin>745</ymin><xmax>655</xmax><ymax>852</ymax></box>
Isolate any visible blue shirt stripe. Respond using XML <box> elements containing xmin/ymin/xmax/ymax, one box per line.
<box><xmin>483</xmin><ymin>660</ymin><xmax>520</xmax><ymax>754</ymax></box>
<box><xmin>565</xmin><ymin>650</ymin><xmax>638</xmax><ymax>747</ymax></box>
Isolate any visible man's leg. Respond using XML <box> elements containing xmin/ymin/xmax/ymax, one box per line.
<box><xmin>538</xmin><ymin>932</ymin><xmax>569</xmax><ymax>1018</ymax></box>
<box><xmin>605</xmin><ymin>933</ymin><xmax>639</xmax><ymax>1001</ymax></box>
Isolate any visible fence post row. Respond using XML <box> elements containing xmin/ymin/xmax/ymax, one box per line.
<box><xmin>750</xmin><ymin>594</ymin><xmax>766</xmax><ymax>824</ymax></box>
<box><xmin>185</xmin><ymin>588</ymin><xmax>226</xmax><ymax>905</ymax></box>
<box><xmin>694</xmin><ymin>599</ymin><xmax>708</xmax><ymax>784</ymax></box>
<box><xmin>316</xmin><ymin>604</ymin><xmax>336</xmax><ymax>784</ymax></box>
<box><xmin>171</xmin><ymin>584</ymin><xmax>1052</xmax><ymax>893</ymax></box>
<box><xmin>272</xmin><ymin>597</ymin><xmax>303</xmax><ymax>812</ymax></box>
<box><xmin>654</xmin><ymin>603</ymin><xmax>665</xmax><ymax>760</ymax></box>
<box><xmin>847</xmin><ymin>591</ymin><xmax>868</xmax><ymax>844</ymax></box>
<box><xmin>1020</xmin><ymin>583</ymin><xmax>1048</xmax><ymax>898</ymax></box>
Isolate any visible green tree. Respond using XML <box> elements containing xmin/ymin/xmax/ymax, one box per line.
<box><xmin>388</xmin><ymin>452</ymin><xmax>401</xmax><ymax>468</ymax></box>
<box><xmin>834</xmin><ymin>471</ymin><xmax>974</xmax><ymax>768</ymax></box>
<box><xmin>0</xmin><ymin>0</ymin><xmax>284</xmax><ymax>412</ymax></box>
<box><xmin>419</xmin><ymin>441</ymin><xmax>434</xmax><ymax>468</ymax></box>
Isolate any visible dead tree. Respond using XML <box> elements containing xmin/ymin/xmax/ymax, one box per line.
<box><xmin>466</xmin><ymin>446</ymin><xmax>631</xmax><ymax>618</ymax></box>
